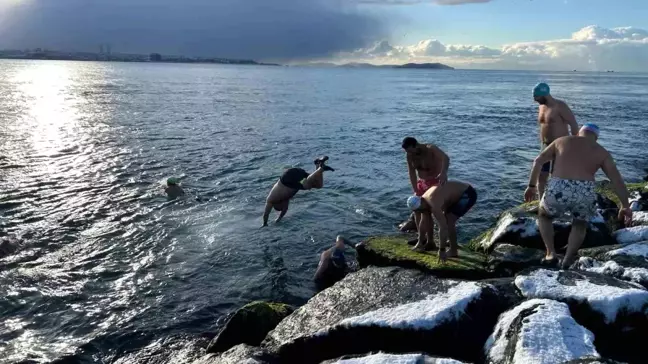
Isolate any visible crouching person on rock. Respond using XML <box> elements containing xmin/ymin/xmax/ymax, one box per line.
<box><xmin>314</xmin><ymin>235</ymin><xmax>353</xmax><ymax>290</ymax></box>
<box><xmin>524</xmin><ymin>123</ymin><xmax>633</xmax><ymax>269</ymax></box>
<box><xmin>407</xmin><ymin>180</ymin><xmax>478</xmax><ymax>262</ymax></box>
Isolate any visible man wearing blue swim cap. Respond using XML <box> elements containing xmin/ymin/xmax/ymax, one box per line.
<box><xmin>524</xmin><ymin>123</ymin><xmax>633</xmax><ymax>269</ymax></box>
<box><xmin>532</xmin><ymin>82</ymin><xmax>579</xmax><ymax>199</ymax></box>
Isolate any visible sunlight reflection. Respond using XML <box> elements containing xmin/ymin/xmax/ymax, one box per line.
<box><xmin>13</xmin><ymin>62</ymin><xmax>80</xmax><ymax>159</ymax></box>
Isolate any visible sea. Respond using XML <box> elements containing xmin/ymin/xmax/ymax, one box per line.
<box><xmin>1</xmin><ymin>59</ymin><xmax>647</xmax><ymax>363</ymax></box>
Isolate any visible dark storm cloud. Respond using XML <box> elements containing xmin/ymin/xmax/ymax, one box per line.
<box><xmin>0</xmin><ymin>0</ymin><xmax>385</xmax><ymax>61</ymax></box>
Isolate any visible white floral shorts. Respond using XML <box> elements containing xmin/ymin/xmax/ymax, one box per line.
<box><xmin>541</xmin><ymin>178</ymin><xmax>597</xmax><ymax>221</ymax></box>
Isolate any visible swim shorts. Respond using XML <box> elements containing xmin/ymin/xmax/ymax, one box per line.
<box><xmin>416</xmin><ymin>178</ymin><xmax>441</xmax><ymax>196</ymax></box>
<box><xmin>447</xmin><ymin>185</ymin><xmax>478</xmax><ymax>218</ymax></box>
<box><xmin>541</xmin><ymin>177</ymin><xmax>596</xmax><ymax>221</ymax></box>
<box><xmin>280</xmin><ymin>168</ymin><xmax>310</xmax><ymax>190</ymax></box>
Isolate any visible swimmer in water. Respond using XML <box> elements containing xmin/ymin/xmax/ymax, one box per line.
<box><xmin>262</xmin><ymin>156</ymin><xmax>334</xmax><ymax>226</ymax></box>
<box><xmin>164</xmin><ymin>177</ymin><xmax>185</xmax><ymax>200</ymax></box>
<box><xmin>314</xmin><ymin>235</ymin><xmax>350</xmax><ymax>289</ymax></box>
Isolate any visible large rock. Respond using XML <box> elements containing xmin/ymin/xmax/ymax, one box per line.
<box><xmin>484</xmin><ymin>299</ymin><xmax>600</xmax><ymax>364</ymax></box>
<box><xmin>355</xmin><ymin>236</ymin><xmax>488</xmax><ymax>280</ymax></box>
<box><xmin>487</xmin><ymin>244</ymin><xmax>545</xmax><ymax>277</ymax></box>
<box><xmin>206</xmin><ymin>301</ymin><xmax>293</xmax><ymax>354</ymax></box>
<box><xmin>193</xmin><ymin>345</ymin><xmax>273</xmax><ymax>364</ymax></box>
<box><xmin>576</xmin><ymin>242</ymin><xmax>648</xmax><ymax>288</ymax></box>
<box><xmin>321</xmin><ymin>353</ymin><xmax>467</xmax><ymax>363</ymax></box>
<box><xmin>262</xmin><ymin>267</ymin><xmax>521</xmax><ymax>364</ymax></box>
<box><xmin>468</xmin><ymin>202</ymin><xmax>615</xmax><ymax>253</ymax></box>
<box><xmin>514</xmin><ymin>268</ymin><xmax>648</xmax><ymax>363</ymax></box>
<box><xmin>613</xmin><ymin>226</ymin><xmax>648</xmax><ymax>245</ymax></box>
<box><xmin>595</xmin><ymin>181</ymin><xmax>647</xmax><ymax>211</ymax></box>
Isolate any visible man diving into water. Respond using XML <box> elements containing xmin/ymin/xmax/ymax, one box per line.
<box><xmin>262</xmin><ymin>157</ymin><xmax>334</xmax><ymax>226</ymax></box>
<box><xmin>533</xmin><ymin>82</ymin><xmax>579</xmax><ymax>199</ymax></box>
<box><xmin>402</xmin><ymin>137</ymin><xmax>450</xmax><ymax>247</ymax></box>
<box><xmin>407</xmin><ymin>180</ymin><xmax>477</xmax><ymax>262</ymax></box>
<box><xmin>524</xmin><ymin>123</ymin><xmax>633</xmax><ymax>269</ymax></box>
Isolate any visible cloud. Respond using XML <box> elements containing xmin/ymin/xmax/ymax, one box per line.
<box><xmin>337</xmin><ymin>25</ymin><xmax>648</xmax><ymax>72</ymax></box>
<box><xmin>0</xmin><ymin>0</ymin><xmax>385</xmax><ymax>61</ymax></box>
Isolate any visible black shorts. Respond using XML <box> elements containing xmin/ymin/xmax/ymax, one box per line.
<box><xmin>448</xmin><ymin>186</ymin><xmax>477</xmax><ymax>218</ymax></box>
<box><xmin>541</xmin><ymin>160</ymin><xmax>554</xmax><ymax>173</ymax></box>
<box><xmin>280</xmin><ymin>168</ymin><xmax>309</xmax><ymax>190</ymax></box>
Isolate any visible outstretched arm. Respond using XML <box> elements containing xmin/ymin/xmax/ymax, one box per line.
<box><xmin>262</xmin><ymin>202</ymin><xmax>273</xmax><ymax>227</ymax></box>
<box><xmin>525</xmin><ymin>142</ymin><xmax>556</xmax><ymax>201</ymax></box>
<box><xmin>601</xmin><ymin>154</ymin><xmax>630</xmax><ymax>208</ymax></box>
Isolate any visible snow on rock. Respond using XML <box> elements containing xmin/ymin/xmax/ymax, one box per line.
<box><xmin>606</xmin><ymin>242</ymin><xmax>648</xmax><ymax>259</ymax></box>
<box><xmin>514</xmin><ymin>268</ymin><xmax>648</xmax><ymax>323</ymax></box>
<box><xmin>337</xmin><ymin>281</ymin><xmax>482</xmax><ymax>330</ymax></box>
<box><xmin>632</xmin><ymin>211</ymin><xmax>648</xmax><ymax>226</ymax></box>
<box><xmin>472</xmin><ymin>205</ymin><xmax>614</xmax><ymax>252</ymax></box>
<box><xmin>613</xmin><ymin>226</ymin><xmax>648</xmax><ymax>244</ymax></box>
<box><xmin>576</xmin><ymin>257</ymin><xmax>648</xmax><ymax>289</ymax></box>
<box><xmin>323</xmin><ymin>353</ymin><xmax>466</xmax><ymax>364</ymax></box>
<box><xmin>262</xmin><ymin>267</ymin><xmax>520</xmax><ymax>364</ymax></box>
<box><xmin>484</xmin><ymin>299</ymin><xmax>599</xmax><ymax>364</ymax></box>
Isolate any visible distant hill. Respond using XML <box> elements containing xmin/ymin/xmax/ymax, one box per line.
<box><xmin>395</xmin><ymin>63</ymin><xmax>454</xmax><ymax>70</ymax></box>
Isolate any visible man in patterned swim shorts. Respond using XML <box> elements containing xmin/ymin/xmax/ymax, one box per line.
<box><xmin>524</xmin><ymin>123</ymin><xmax>633</xmax><ymax>269</ymax></box>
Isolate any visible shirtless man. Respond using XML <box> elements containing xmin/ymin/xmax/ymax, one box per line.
<box><xmin>262</xmin><ymin>157</ymin><xmax>334</xmax><ymax>226</ymax></box>
<box><xmin>314</xmin><ymin>235</ymin><xmax>350</xmax><ymax>290</ymax></box>
<box><xmin>524</xmin><ymin>123</ymin><xmax>633</xmax><ymax>269</ymax></box>
<box><xmin>402</xmin><ymin>137</ymin><xmax>450</xmax><ymax>247</ymax></box>
<box><xmin>406</xmin><ymin>180</ymin><xmax>477</xmax><ymax>262</ymax></box>
<box><xmin>533</xmin><ymin>82</ymin><xmax>579</xmax><ymax>198</ymax></box>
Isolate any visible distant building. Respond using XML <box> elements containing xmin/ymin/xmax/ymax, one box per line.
<box><xmin>150</xmin><ymin>53</ymin><xmax>162</xmax><ymax>62</ymax></box>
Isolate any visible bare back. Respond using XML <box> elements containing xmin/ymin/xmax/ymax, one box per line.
<box><xmin>538</xmin><ymin>99</ymin><xmax>573</xmax><ymax>143</ymax></box>
<box><xmin>409</xmin><ymin>144</ymin><xmax>443</xmax><ymax>179</ymax></box>
<box><xmin>422</xmin><ymin>181</ymin><xmax>470</xmax><ymax>211</ymax></box>
<box><xmin>551</xmin><ymin>136</ymin><xmax>609</xmax><ymax>181</ymax></box>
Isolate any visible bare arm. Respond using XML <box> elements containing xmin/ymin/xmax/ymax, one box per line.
<box><xmin>562</xmin><ymin>103</ymin><xmax>579</xmax><ymax>136</ymax></box>
<box><xmin>406</xmin><ymin>154</ymin><xmax>418</xmax><ymax>193</ymax></box>
<box><xmin>529</xmin><ymin>142</ymin><xmax>557</xmax><ymax>186</ymax></box>
<box><xmin>262</xmin><ymin>202</ymin><xmax>273</xmax><ymax>226</ymax></box>
<box><xmin>601</xmin><ymin>154</ymin><xmax>630</xmax><ymax>208</ymax></box>
<box><xmin>429</xmin><ymin>144</ymin><xmax>450</xmax><ymax>178</ymax></box>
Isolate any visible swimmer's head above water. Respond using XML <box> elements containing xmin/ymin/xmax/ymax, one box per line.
<box><xmin>167</xmin><ymin>177</ymin><xmax>180</xmax><ymax>186</ymax></box>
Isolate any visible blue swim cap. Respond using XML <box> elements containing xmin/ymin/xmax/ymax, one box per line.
<box><xmin>407</xmin><ymin>195</ymin><xmax>422</xmax><ymax>210</ymax></box>
<box><xmin>167</xmin><ymin>177</ymin><xmax>180</xmax><ymax>185</ymax></box>
<box><xmin>533</xmin><ymin>83</ymin><xmax>550</xmax><ymax>97</ymax></box>
<box><xmin>580</xmin><ymin>123</ymin><xmax>600</xmax><ymax>137</ymax></box>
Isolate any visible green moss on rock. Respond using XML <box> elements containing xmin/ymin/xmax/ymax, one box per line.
<box><xmin>596</xmin><ymin>181</ymin><xmax>647</xmax><ymax>207</ymax></box>
<box><xmin>356</xmin><ymin>236</ymin><xmax>488</xmax><ymax>280</ymax></box>
<box><xmin>207</xmin><ymin>301</ymin><xmax>294</xmax><ymax>354</ymax></box>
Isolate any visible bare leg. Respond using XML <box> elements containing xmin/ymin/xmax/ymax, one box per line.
<box><xmin>303</xmin><ymin>167</ymin><xmax>324</xmax><ymax>190</ymax></box>
<box><xmin>562</xmin><ymin>220</ymin><xmax>587</xmax><ymax>269</ymax></box>
<box><xmin>446</xmin><ymin>213</ymin><xmax>459</xmax><ymax>257</ymax></box>
<box><xmin>413</xmin><ymin>213</ymin><xmax>432</xmax><ymax>252</ymax></box>
<box><xmin>537</xmin><ymin>208</ymin><xmax>556</xmax><ymax>260</ymax></box>
<box><xmin>427</xmin><ymin>215</ymin><xmax>436</xmax><ymax>250</ymax></box>
<box><xmin>538</xmin><ymin>172</ymin><xmax>549</xmax><ymax>200</ymax></box>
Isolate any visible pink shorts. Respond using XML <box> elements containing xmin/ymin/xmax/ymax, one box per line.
<box><xmin>416</xmin><ymin>178</ymin><xmax>440</xmax><ymax>196</ymax></box>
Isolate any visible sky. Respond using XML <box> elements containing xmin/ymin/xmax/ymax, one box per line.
<box><xmin>1</xmin><ymin>0</ymin><xmax>648</xmax><ymax>71</ymax></box>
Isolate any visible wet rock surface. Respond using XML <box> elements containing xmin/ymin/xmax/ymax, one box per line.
<box><xmin>193</xmin><ymin>344</ymin><xmax>273</xmax><ymax>364</ymax></box>
<box><xmin>262</xmin><ymin>267</ymin><xmax>520</xmax><ymax>364</ymax></box>
<box><xmin>487</xmin><ymin>244</ymin><xmax>545</xmax><ymax>277</ymax></box>
<box><xmin>320</xmin><ymin>353</ymin><xmax>468</xmax><ymax>364</ymax></box>
<box><xmin>206</xmin><ymin>302</ymin><xmax>293</xmax><ymax>354</ymax></box>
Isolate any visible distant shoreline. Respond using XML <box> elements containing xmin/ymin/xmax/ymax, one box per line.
<box><xmin>0</xmin><ymin>50</ymin><xmax>279</xmax><ymax>66</ymax></box>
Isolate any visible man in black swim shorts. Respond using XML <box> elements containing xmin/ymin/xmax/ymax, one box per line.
<box><xmin>406</xmin><ymin>180</ymin><xmax>478</xmax><ymax>262</ymax></box>
<box><xmin>262</xmin><ymin>156</ymin><xmax>334</xmax><ymax>226</ymax></box>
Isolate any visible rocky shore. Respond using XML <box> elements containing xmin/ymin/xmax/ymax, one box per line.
<box><xmin>194</xmin><ymin>180</ymin><xmax>648</xmax><ymax>364</ymax></box>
